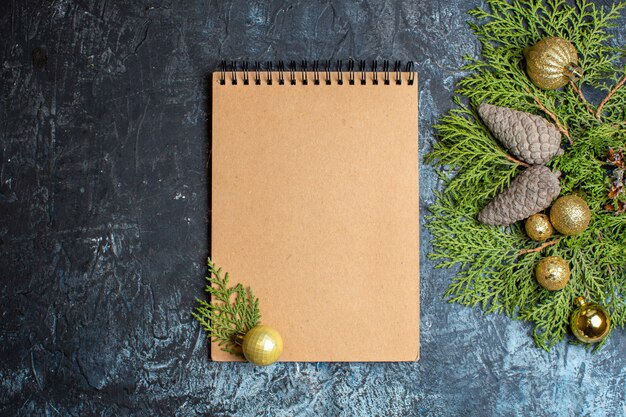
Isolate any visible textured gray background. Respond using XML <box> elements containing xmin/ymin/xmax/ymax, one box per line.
<box><xmin>1</xmin><ymin>0</ymin><xmax>625</xmax><ymax>416</ymax></box>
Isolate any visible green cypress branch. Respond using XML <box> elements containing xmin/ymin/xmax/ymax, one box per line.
<box><xmin>192</xmin><ymin>258</ymin><xmax>261</xmax><ymax>356</ymax></box>
<box><xmin>428</xmin><ymin>0</ymin><xmax>626</xmax><ymax>350</ymax></box>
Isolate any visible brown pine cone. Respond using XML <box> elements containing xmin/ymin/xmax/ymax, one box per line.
<box><xmin>478</xmin><ymin>165</ymin><xmax>561</xmax><ymax>226</ymax></box>
<box><xmin>478</xmin><ymin>103</ymin><xmax>564</xmax><ymax>165</ymax></box>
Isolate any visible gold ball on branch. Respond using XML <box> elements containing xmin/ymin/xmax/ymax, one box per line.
<box><xmin>570</xmin><ymin>297</ymin><xmax>611</xmax><ymax>344</ymax></box>
<box><xmin>535</xmin><ymin>256</ymin><xmax>570</xmax><ymax>291</ymax></box>
<box><xmin>550</xmin><ymin>195</ymin><xmax>591</xmax><ymax>236</ymax></box>
<box><xmin>524</xmin><ymin>36</ymin><xmax>583</xmax><ymax>90</ymax></box>
<box><xmin>525</xmin><ymin>214</ymin><xmax>554</xmax><ymax>241</ymax></box>
<box><xmin>242</xmin><ymin>325</ymin><xmax>283</xmax><ymax>366</ymax></box>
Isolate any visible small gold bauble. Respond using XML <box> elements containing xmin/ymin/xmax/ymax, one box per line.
<box><xmin>535</xmin><ymin>256</ymin><xmax>570</xmax><ymax>291</ymax></box>
<box><xmin>242</xmin><ymin>325</ymin><xmax>283</xmax><ymax>366</ymax></box>
<box><xmin>524</xmin><ymin>36</ymin><xmax>583</xmax><ymax>90</ymax></box>
<box><xmin>525</xmin><ymin>214</ymin><xmax>554</xmax><ymax>241</ymax></box>
<box><xmin>550</xmin><ymin>195</ymin><xmax>591</xmax><ymax>236</ymax></box>
<box><xmin>570</xmin><ymin>297</ymin><xmax>611</xmax><ymax>343</ymax></box>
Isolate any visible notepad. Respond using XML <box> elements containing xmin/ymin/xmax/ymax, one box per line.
<box><xmin>211</xmin><ymin>62</ymin><xmax>419</xmax><ymax>362</ymax></box>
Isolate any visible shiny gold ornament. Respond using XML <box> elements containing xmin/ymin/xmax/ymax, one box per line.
<box><xmin>242</xmin><ymin>325</ymin><xmax>283</xmax><ymax>366</ymax></box>
<box><xmin>550</xmin><ymin>195</ymin><xmax>591</xmax><ymax>236</ymax></box>
<box><xmin>570</xmin><ymin>297</ymin><xmax>611</xmax><ymax>343</ymax></box>
<box><xmin>535</xmin><ymin>256</ymin><xmax>570</xmax><ymax>291</ymax></box>
<box><xmin>524</xmin><ymin>37</ymin><xmax>583</xmax><ymax>90</ymax></box>
<box><xmin>525</xmin><ymin>214</ymin><xmax>554</xmax><ymax>241</ymax></box>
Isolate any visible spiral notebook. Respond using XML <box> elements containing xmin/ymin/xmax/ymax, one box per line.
<box><xmin>211</xmin><ymin>61</ymin><xmax>419</xmax><ymax>362</ymax></box>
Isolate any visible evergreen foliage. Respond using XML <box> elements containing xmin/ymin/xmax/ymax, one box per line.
<box><xmin>193</xmin><ymin>259</ymin><xmax>261</xmax><ymax>356</ymax></box>
<box><xmin>427</xmin><ymin>0</ymin><xmax>626</xmax><ymax>349</ymax></box>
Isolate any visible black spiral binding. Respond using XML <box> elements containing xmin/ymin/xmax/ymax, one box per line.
<box><xmin>289</xmin><ymin>61</ymin><xmax>296</xmax><ymax>85</ymax></box>
<box><xmin>394</xmin><ymin>60</ymin><xmax>401</xmax><ymax>85</ymax></box>
<box><xmin>219</xmin><ymin>60</ymin><xmax>226</xmax><ymax>85</ymax></box>
<box><xmin>313</xmin><ymin>60</ymin><xmax>320</xmax><ymax>85</ymax></box>
<box><xmin>348</xmin><ymin>59</ymin><xmax>355</xmax><ymax>85</ymax></box>
<box><xmin>383</xmin><ymin>60</ymin><xmax>390</xmax><ymax>85</ymax></box>
<box><xmin>266</xmin><ymin>61</ymin><xmax>273</xmax><ymax>85</ymax></box>
<box><xmin>325</xmin><ymin>60</ymin><xmax>331</xmax><ymax>85</ymax></box>
<box><xmin>218</xmin><ymin>60</ymin><xmax>416</xmax><ymax>86</ymax></box>
<box><xmin>360</xmin><ymin>60</ymin><xmax>366</xmax><ymax>85</ymax></box>
<box><xmin>254</xmin><ymin>61</ymin><xmax>261</xmax><ymax>85</ymax></box>
<box><xmin>242</xmin><ymin>61</ymin><xmax>249</xmax><ymax>85</ymax></box>
<box><xmin>230</xmin><ymin>61</ymin><xmax>237</xmax><ymax>85</ymax></box>
<box><xmin>301</xmin><ymin>60</ymin><xmax>308</xmax><ymax>85</ymax></box>
<box><xmin>371</xmin><ymin>61</ymin><xmax>378</xmax><ymax>85</ymax></box>
<box><xmin>277</xmin><ymin>61</ymin><xmax>285</xmax><ymax>85</ymax></box>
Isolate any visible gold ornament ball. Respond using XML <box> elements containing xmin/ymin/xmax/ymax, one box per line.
<box><xmin>525</xmin><ymin>214</ymin><xmax>554</xmax><ymax>241</ymax></box>
<box><xmin>550</xmin><ymin>195</ymin><xmax>591</xmax><ymax>236</ymax></box>
<box><xmin>242</xmin><ymin>325</ymin><xmax>283</xmax><ymax>366</ymax></box>
<box><xmin>535</xmin><ymin>256</ymin><xmax>570</xmax><ymax>291</ymax></box>
<box><xmin>524</xmin><ymin>36</ymin><xmax>583</xmax><ymax>90</ymax></box>
<box><xmin>570</xmin><ymin>297</ymin><xmax>611</xmax><ymax>343</ymax></box>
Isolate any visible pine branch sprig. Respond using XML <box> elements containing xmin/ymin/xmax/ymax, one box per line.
<box><xmin>428</xmin><ymin>0</ymin><xmax>626</xmax><ymax>350</ymax></box>
<box><xmin>192</xmin><ymin>258</ymin><xmax>261</xmax><ymax>356</ymax></box>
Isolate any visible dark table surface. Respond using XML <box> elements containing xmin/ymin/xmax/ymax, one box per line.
<box><xmin>2</xmin><ymin>1</ymin><xmax>625</xmax><ymax>416</ymax></box>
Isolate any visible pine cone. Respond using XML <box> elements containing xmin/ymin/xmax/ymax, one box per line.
<box><xmin>478</xmin><ymin>103</ymin><xmax>564</xmax><ymax>165</ymax></box>
<box><xmin>478</xmin><ymin>165</ymin><xmax>561</xmax><ymax>226</ymax></box>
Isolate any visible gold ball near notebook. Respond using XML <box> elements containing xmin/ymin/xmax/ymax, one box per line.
<box><xmin>570</xmin><ymin>297</ymin><xmax>611</xmax><ymax>343</ymax></box>
<box><xmin>550</xmin><ymin>195</ymin><xmax>591</xmax><ymax>236</ymax></box>
<box><xmin>535</xmin><ymin>255</ymin><xmax>570</xmax><ymax>291</ymax></box>
<box><xmin>242</xmin><ymin>325</ymin><xmax>283</xmax><ymax>366</ymax></box>
<box><xmin>525</xmin><ymin>213</ymin><xmax>554</xmax><ymax>241</ymax></box>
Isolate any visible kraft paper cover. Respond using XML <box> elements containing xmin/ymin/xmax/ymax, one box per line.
<box><xmin>211</xmin><ymin>71</ymin><xmax>419</xmax><ymax>362</ymax></box>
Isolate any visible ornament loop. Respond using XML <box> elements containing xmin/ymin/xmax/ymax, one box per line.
<box><xmin>233</xmin><ymin>332</ymin><xmax>245</xmax><ymax>346</ymax></box>
<box><xmin>575</xmin><ymin>296</ymin><xmax>587</xmax><ymax>307</ymax></box>
<box><xmin>565</xmin><ymin>63</ymin><xmax>583</xmax><ymax>82</ymax></box>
